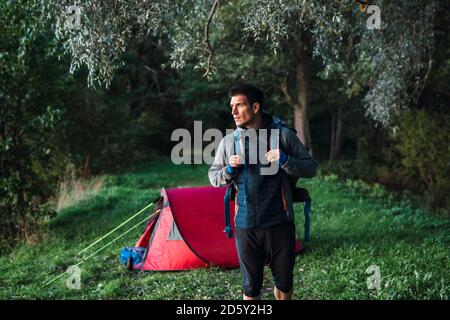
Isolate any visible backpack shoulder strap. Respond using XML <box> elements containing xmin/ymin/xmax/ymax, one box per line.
<box><xmin>233</xmin><ymin>130</ymin><xmax>240</xmax><ymax>155</ymax></box>
<box><xmin>223</xmin><ymin>131</ymin><xmax>239</xmax><ymax>238</ymax></box>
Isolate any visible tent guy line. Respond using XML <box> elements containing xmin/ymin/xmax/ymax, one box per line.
<box><xmin>78</xmin><ymin>201</ymin><xmax>156</xmax><ymax>255</ymax></box>
<box><xmin>42</xmin><ymin>203</ymin><xmax>160</xmax><ymax>288</ymax></box>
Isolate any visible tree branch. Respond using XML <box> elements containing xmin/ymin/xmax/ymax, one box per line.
<box><xmin>354</xmin><ymin>0</ymin><xmax>376</xmax><ymax>5</ymax></box>
<box><xmin>143</xmin><ymin>66</ymin><xmax>161</xmax><ymax>94</ymax></box>
<box><xmin>280</xmin><ymin>77</ymin><xmax>294</xmax><ymax>106</ymax></box>
<box><xmin>203</xmin><ymin>0</ymin><xmax>220</xmax><ymax>78</ymax></box>
<box><xmin>412</xmin><ymin>49</ymin><xmax>433</xmax><ymax>105</ymax></box>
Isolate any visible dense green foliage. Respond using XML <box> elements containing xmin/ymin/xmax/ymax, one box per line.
<box><xmin>0</xmin><ymin>161</ymin><xmax>448</xmax><ymax>299</ymax></box>
<box><xmin>0</xmin><ymin>0</ymin><xmax>64</xmax><ymax>247</ymax></box>
<box><xmin>0</xmin><ymin>0</ymin><xmax>448</xmax><ymax>253</ymax></box>
<box><xmin>396</xmin><ymin>110</ymin><xmax>450</xmax><ymax>210</ymax></box>
<box><xmin>0</xmin><ymin>3</ymin><xmax>169</xmax><ymax>247</ymax></box>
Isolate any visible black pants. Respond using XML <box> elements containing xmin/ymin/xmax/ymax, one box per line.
<box><xmin>235</xmin><ymin>222</ymin><xmax>296</xmax><ymax>297</ymax></box>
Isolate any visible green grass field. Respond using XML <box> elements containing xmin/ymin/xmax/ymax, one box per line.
<box><xmin>0</xmin><ymin>160</ymin><xmax>449</xmax><ymax>299</ymax></box>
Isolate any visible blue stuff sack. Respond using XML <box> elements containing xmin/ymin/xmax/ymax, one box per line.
<box><xmin>119</xmin><ymin>247</ymin><xmax>145</xmax><ymax>269</ymax></box>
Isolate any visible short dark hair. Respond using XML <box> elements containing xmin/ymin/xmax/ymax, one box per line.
<box><xmin>229</xmin><ymin>84</ymin><xmax>264</xmax><ymax>109</ymax></box>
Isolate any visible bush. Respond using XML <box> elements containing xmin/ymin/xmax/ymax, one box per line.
<box><xmin>319</xmin><ymin>158</ymin><xmax>378</xmax><ymax>182</ymax></box>
<box><xmin>395</xmin><ymin>110</ymin><xmax>450</xmax><ymax>210</ymax></box>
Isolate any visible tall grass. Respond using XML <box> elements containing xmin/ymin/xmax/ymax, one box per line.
<box><xmin>55</xmin><ymin>172</ymin><xmax>105</xmax><ymax>212</ymax></box>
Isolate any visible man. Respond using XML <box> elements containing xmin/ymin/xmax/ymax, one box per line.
<box><xmin>208</xmin><ymin>84</ymin><xmax>317</xmax><ymax>300</ymax></box>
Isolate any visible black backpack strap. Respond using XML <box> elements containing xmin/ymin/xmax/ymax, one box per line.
<box><xmin>223</xmin><ymin>186</ymin><xmax>233</xmax><ymax>238</ymax></box>
<box><xmin>292</xmin><ymin>187</ymin><xmax>312</xmax><ymax>241</ymax></box>
<box><xmin>223</xmin><ymin>132</ymin><xmax>239</xmax><ymax>238</ymax></box>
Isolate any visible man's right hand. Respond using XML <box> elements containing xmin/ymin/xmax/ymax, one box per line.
<box><xmin>228</xmin><ymin>155</ymin><xmax>242</xmax><ymax>168</ymax></box>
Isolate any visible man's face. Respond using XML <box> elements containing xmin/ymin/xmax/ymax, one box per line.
<box><xmin>230</xmin><ymin>94</ymin><xmax>258</xmax><ymax>127</ymax></box>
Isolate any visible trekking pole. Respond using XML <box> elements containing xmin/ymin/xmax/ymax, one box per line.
<box><xmin>43</xmin><ymin>209</ymin><xmax>161</xmax><ymax>288</ymax></box>
<box><xmin>78</xmin><ymin>201</ymin><xmax>155</xmax><ymax>255</ymax></box>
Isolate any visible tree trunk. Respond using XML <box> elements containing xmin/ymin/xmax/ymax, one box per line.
<box><xmin>329</xmin><ymin>34</ymin><xmax>354</xmax><ymax>162</ymax></box>
<box><xmin>293</xmin><ymin>103</ymin><xmax>312</xmax><ymax>151</ymax></box>
<box><xmin>330</xmin><ymin>110</ymin><xmax>336</xmax><ymax>162</ymax></box>
<box><xmin>279</xmin><ymin>30</ymin><xmax>313</xmax><ymax>153</ymax></box>
<box><xmin>294</xmin><ymin>104</ymin><xmax>306</xmax><ymax>147</ymax></box>
<box><xmin>82</xmin><ymin>153</ymin><xmax>91</xmax><ymax>179</ymax></box>
<box><xmin>330</xmin><ymin>104</ymin><xmax>343</xmax><ymax>161</ymax></box>
<box><xmin>335</xmin><ymin>104</ymin><xmax>343</xmax><ymax>159</ymax></box>
<box><xmin>295</xmin><ymin>30</ymin><xmax>312</xmax><ymax>152</ymax></box>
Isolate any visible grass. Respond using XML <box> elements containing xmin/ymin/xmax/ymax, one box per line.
<box><xmin>0</xmin><ymin>160</ymin><xmax>448</xmax><ymax>299</ymax></box>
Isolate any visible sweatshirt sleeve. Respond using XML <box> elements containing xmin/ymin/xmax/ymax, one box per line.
<box><xmin>280</xmin><ymin>128</ymin><xmax>317</xmax><ymax>178</ymax></box>
<box><xmin>208</xmin><ymin>137</ymin><xmax>235</xmax><ymax>187</ymax></box>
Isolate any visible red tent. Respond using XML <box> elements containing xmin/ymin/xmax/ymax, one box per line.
<box><xmin>133</xmin><ymin>186</ymin><xmax>302</xmax><ymax>271</ymax></box>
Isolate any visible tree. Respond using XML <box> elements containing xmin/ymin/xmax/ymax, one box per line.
<box><xmin>37</xmin><ymin>0</ymin><xmax>439</xmax><ymax>154</ymax></box>
<box><xmin>0</xmin><ymin>0</ymin><xmax>66</xmax><ymax>246</ymax></box>
<box><xmin>239</xmin><ymin>0</ymin><xmax>439</xmax><ymax>156</ymax></box>
<box><xmin>34</xmin><ymin>0</ymin><xmax>174</xmax><ymax>88</ymax></box>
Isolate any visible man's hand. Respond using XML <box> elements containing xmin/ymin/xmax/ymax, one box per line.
<box><xmin>229</xmin><ymin>155</ymin><xmax>242</xmax><ymax>168</ymax></box>
<box><xmin>265</xmin><ymin>149</ymin><xmax>280</xmax><ymax>162</ymax></box>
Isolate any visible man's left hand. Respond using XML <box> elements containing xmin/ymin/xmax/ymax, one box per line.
<box><xmin>265</xmin><ymin>149</ymin><xmax>280</xmax><ymax>162</ymax></box>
